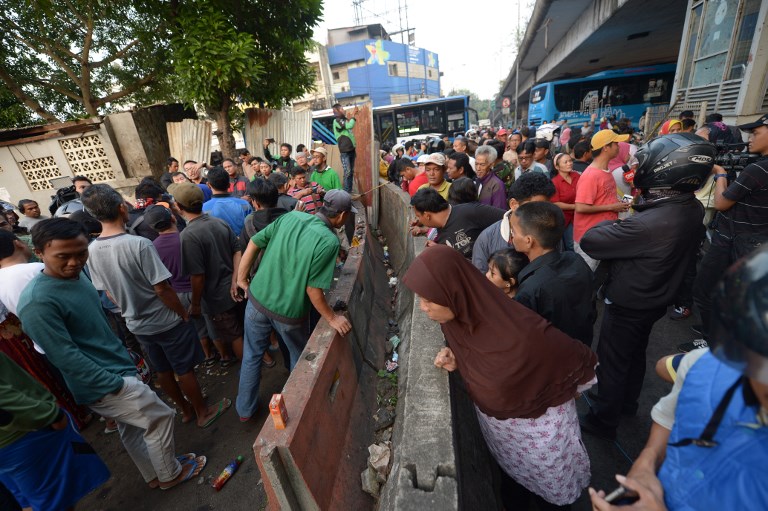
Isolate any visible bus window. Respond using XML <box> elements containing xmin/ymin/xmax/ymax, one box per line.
<box><xmin>396</xmin><ymin>107</ymin><xmax>421</xmax><ymax>137</ymax></box>
<box><xmin>554</xmin><ymin>82</ymin><xmax>583</xmax><ymax>112</ymax></box>
<box><xmin>378</xmin><ymin>112</ymin><xmax>395</xmax><ymax>146</ymax></box>
<box><xmin>420</xmin><ymin>105</ymin><xmax>444</xmax><ymax>133</ymax></box>
<box><xmin>530</xmin><ymin>86</ymin><xmax>546</xmax><ymax>104</ymax></box>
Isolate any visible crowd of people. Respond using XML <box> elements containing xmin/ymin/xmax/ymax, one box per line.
<box><xmin>0</xmin><ymin>132</ymin><xmax>356</xmax><ymax>509</ymax></box>
<box><xmin>1</xmin><ymin>105</ymin><xmax>767</xmax><ymax>510</ymax></box>
<box><xmin>398</xmin><ymin>112</ymin><xmax>768</xmax><ymax>509</ymax></box>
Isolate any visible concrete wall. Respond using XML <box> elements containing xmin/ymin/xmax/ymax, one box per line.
<box><xmin>253</xmin><ymin>206</ymin><xmax>387</xmax><ymax>510</ymax></box>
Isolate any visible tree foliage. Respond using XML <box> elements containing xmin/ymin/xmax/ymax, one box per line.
<box><xmin>170</xmin><ymin>0</ymin><xmax>323</xmax><ymax>157</ymax></box>
<box><xmin>449</xmin><ymin>88</ymin><xmax>492</xmax><ymax>120</ymax></box>
<box><xmin>0</xmin><ymin>0</ymin><xmax>172</xmax><ymax>126</ymax></box>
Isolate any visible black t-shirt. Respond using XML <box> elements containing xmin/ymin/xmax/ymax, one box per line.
<box><xmin>435</xmin><ymin>203</ymin><xmax>505</xmax><ymax>258</ymax></box>
<box><xmin>572</xmin><ymin>160</ymin><xmax>590</xmax><ymax>174</ymax></box>
<box><xmin>713</xmin><ymin>158</ymin><xmax>768</xmax><ymax>245</ymax></box>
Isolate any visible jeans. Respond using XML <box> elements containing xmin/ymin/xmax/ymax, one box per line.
<box><xmin>692</xmin><ymin>242</ymin><xmax>732</xmax><ymax>340</ymax></box>
<box><xmin>340</xmin><ymin>150</ymin><xmax>356</xmax><ymax>193</ymax></box>
<box><xmin>88</xmin><ymin>376</ymin><xmax>180</xmax><ymax>483</ymax></box>
<box><xmin>562</xmin><ymin>222</ymin><xmax>574</xmax><ymax>252</ymax></box>
<box><xmin>236</xmin><ymin>301</ymin><xmax>310</xmax><ymax>419</ymax></box>
<box><xmin>588</xmin><ymin>303</ymin><xmax>666</xmax><ymax>430</ymax></box>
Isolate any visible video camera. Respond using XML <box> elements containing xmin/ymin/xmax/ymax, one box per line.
<box><xmin>714</xmin><ymin>143</ymin><xmax>762</xmax><ymax>181</ymax></box>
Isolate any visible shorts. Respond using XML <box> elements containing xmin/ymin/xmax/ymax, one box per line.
<box><xmin>208</xmin><ymin>305</ymin><xmax>244</xmax><ymax>342</ymax></box>
<box><xmin>0</xmin><ymin>413</ymin><xmax>110</xmax><ymax>510</ymax></box>
<box><xmin>135</xmin><ymin>321</ymin><xmax>204</xmax><ymax>375</ymax></box>
<box><xmin>177</xmin><ymin>291</ymin><xmax>213</xmax><ymax>340</ymax></box>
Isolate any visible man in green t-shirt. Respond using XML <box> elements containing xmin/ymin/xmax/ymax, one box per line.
<box><xmin>332</xmin><ymin>103</ymin><xmax>359</xmax><ymax>193</ymax></box>
<box><xmin>234</xmin><ymin>190</ymin><xmax>355</xmax><ymax>421</ymax></box>
<box><xmin>309</xmin><ymin>147</ymin><xmax>342</xmax><ymax>191</ymax></box>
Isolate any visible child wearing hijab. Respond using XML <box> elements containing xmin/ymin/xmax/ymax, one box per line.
<box><xmin>485</xmin><ymin>248</ymin><xmax>528</xmax><ymax>298</ymax></box>
<box><xmin>403</xmin><ymin>245</ymin><xmax>597</xmax><ymax>509</ymax></box>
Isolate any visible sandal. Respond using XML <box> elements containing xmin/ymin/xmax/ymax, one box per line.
<box><xmin>203</xmin><ymin>354</ymin><xmax>219</xmax><ymax>368</ymax></box>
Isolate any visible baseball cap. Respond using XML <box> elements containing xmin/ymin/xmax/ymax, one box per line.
<box><xmin>737</xmin><ymin>114</ymin><xmax>768</xmax><ymax>130</ymax></box>
<box><xmin>497</xmin><ymin>128</ymin><xmax>508</xmax><ymax>136</ymax></box>
<box><xmin>590</xmin><ymin>129</ymin><xmax>629</xmax><ymax>151</ymax></box>
<box><xmin>311</xmin><ymin>146</ymin><xmax>328</xmax><ymax>157</ymax></box>
<box><xmin>143</xmin><ymin>204</ymin><xmax>173</xmax><ymax>231</ymax></box>
<box><xmin>416</xmin><ymin>154</ymin><xmax>430</xmax><ymax>164</ymax></box>
<box><xmin>323</xmin><ymin>190</ymin><xmax>357</xmax><ymax>216</ymax></box>
<box><xmin>167</xmin><ymin>182</ymin><xmax>204</xmax><ymax>209</ymax></box>
<box><xmin>424</xmin><ymin>153</ymin><xmax>446</xmax><ymax>166</ymax></box>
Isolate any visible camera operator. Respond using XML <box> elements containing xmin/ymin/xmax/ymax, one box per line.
<box><xmin>693</xmin><ymin>114</ymin><xmax>768</xmax><ymax>344</ymax></box>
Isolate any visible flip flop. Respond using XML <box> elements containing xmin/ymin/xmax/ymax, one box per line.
<box><xmin>263</xmin><ymin>358</ymin><xmax>276</xmax><ymax>369</ymax></box>
<box><xmin>159</xmin><ymin>455</ymin><xmax>207</xmax><ymax>490</ymax></box>
<box><xmin>200</xmin><ymin>398</ymin><xmax>231</xmax><ymax>429</ymax></box>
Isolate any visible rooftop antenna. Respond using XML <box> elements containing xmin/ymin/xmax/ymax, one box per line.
<box><xmin>352</xmin><ymin>0</ymin><xmax>364</xmax><ymax>25</ymax></box>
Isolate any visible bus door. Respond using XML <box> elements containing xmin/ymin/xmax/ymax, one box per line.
<box><xmin>377</xmin><ymin>111</ymin><xmax>396</xmax><ymax>146</ymax></box>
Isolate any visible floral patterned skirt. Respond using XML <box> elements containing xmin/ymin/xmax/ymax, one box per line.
<box><xmin>475</xmin><ymin>399</ymin><xmax>590</xmax><ymax>506</ymax></box>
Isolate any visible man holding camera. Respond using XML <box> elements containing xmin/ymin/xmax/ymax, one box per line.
<box><xmin>692</xmin><ymin>114</ymin><xmax>768</xmax><ymax>345</ymax></box>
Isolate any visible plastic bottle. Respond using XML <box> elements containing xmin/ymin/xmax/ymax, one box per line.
<box><xmin>211</xmin><ymin>455</ymin><xmax>244</xmax><ymax>491</ymax></box>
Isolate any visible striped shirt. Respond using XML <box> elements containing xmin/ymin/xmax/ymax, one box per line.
<box><xmin>287</xmin><ymin>183</ymin><xmax>324</xmax><ymax>215</ymax></box>
<box><xmin>713</xmin><ymin>158</ymin><xmax>768</xmax><ymax>245</ymax></box>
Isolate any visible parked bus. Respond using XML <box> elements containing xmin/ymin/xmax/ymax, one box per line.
<box><xmin>312</xmin><ymin>95</ymin><xmax>478</xmax><ymax>147</ymax></box>
<box><xmin>527</xmin><ymin>64</ymin><xmax>676</xmax><ymax>128</ymax></box>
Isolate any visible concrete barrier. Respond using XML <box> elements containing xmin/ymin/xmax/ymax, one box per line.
<box><xmin>253</xmin><ymin>205</ymin><xmax>387</xmax><ymax>510</ymax></box>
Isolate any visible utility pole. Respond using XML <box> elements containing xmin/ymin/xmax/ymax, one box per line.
<box><xmin>352</xmin><ymin>0</ymin><xmax>364</xmax><ymax>25</ymax></box>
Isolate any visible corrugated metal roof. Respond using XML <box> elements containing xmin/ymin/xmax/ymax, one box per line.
<box><xmin>166</xmin><ymin>119</ymin><xmax>212</xmax><ymax>165</ymax></box>
<box><xmin>242</xmin><ymin>108</ymin><xmax>312</xmax><ymax>157</ymax></box>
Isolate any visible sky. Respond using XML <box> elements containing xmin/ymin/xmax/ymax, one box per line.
<box><xmin>313</xmin><ymin>0</ymin><xmax>530</xmax><ymax>100</ymax></box>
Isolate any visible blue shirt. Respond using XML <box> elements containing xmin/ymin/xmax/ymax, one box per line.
<box><xmin>202</xmin><ymin>194</ymin><xmax>252</xmax><ymax>236</ymax></box>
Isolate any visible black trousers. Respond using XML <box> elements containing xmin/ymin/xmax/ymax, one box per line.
<box><xmin>499</xmin><ymin>468</ymin><xmax>571</xmax><ymax>511</ymax></box>
<box><xmin>692</xmin><ymin>243</ymin><xmax>732</xmax><ymax>340</ymax></box>
<box><xmin>591</xmin><ymin>303</ymin><xmax>666</xmax><ymax>429</ymax></box>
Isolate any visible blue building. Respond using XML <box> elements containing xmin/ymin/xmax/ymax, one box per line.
<box><xmin>326</xmin><ymin>25</ymin><xmax>440</xmax><ymax>108</ymax></box>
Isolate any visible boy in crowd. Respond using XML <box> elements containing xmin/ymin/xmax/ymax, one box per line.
<box><xmin>81</xmin><ymin>185</ymin><xmax>229</xmax><ymax>428</ymax></box>
<box><xmin>309</xmin><ymin>147</ymin><xmax>342</xmax><ymax>191</ymax></box>
<box><xmin>18</xmin><ymin>218</ymin><xmax>206</xmax><ymax>490</ymax></box>
<box><xmin>16</xmin><ymin>200</ymin><xmax>47</xmax><ymax>231</ymax></box>
<box><xmin>472</xmin><ymin>172</ymin><xmax>556</xmax><ymax>272</ymax></box>
<box><xmin>202</xmin><ymin>166</ymin><xmax>252</xmax><ymax>235</ymax></box>
<box><xmin>170</xmin><ymin>182</ymin><xmax>245</xmax><ymax>368</ymax></box>
<box><xmin>222</xmin><ymin>158</ymin><xmax>249</xmax><ymax>198</ymax></box>
<box><xmin>509</xmin><ymin>201</ymin><xmax>595</xmax><ymax>345</ymax></box>
<box><xmin>263</xmin><ymin>139</ymin><xmax>296</xmax><ymax>173</ymax></box>
<box><xmin>268</xmin><ymin>172</ymin><xmax>300</xmax><ymax>211</ymax></box>
<box><xmin>288</xmin><ymin>167</ymin><xmax>325</xmax><ymax>214</ymax></box>
<box><xmin>571</xmin><ymin>141</ymin><xmax>592</xmax><ymax>173</ymax></box>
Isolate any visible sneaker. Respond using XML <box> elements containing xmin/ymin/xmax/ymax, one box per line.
<box><xmin>677</xmin><ymin>338</ymin><xmax>708</xmax><ymax>353</ymax></box>
<box><xmin>669</xmin><ymin>306</ymin><xmax>692</xmax><ymax>320</ymax></box>
<box><xmin>690</xmin><ymin>324</ymin><xmax>703</xmax><ymax>335</ymax></box>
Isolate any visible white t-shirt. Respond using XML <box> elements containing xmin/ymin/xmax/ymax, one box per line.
<box><xmin>651</xmin><ymin>348</ymin><xmax>709</xmax><ymax>430</ymax></box>
<box><xmin>0</xmin><ymin>263</ymin><xmax>45</xmax><ymax>315</ymax></box>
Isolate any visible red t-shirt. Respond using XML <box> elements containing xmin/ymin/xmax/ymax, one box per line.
<box><xmin>573</xmin><ymin>165</ymin><xmax>620</xmax><ymax>242</ymax></box>
<box><xmin>551</xmin><ymin>172</ymin><xmax>580</xmax><ymax>226</ymax></box>
<box><xmin>408</xmin><ymin>172</ymin><xmax>429</xmax><ymax>197</ymax></box>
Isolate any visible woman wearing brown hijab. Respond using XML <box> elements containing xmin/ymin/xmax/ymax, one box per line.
<box><xmin>403</xmin><ymin>245</ymin><xmax>597</xmax><ymax>508</ymax></box>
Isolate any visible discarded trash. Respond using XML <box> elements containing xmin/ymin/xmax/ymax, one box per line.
<box><xmin>269</xmin><ymin>394</ymin><xmax>288</xmax><ymax>429</ymax></box>
<box><xmin>388</xmin><ymin>277</ymin><xmax>398</xmax><ymax>288</ymax></box>
<box><xmin>385</xmin><ymin>359</ymin><xmax>398</xmax><ymax>372</ymax></box>
<box><xmin>389</xmin><ymin>335</ymin><xmax>401</xmax><ymax>350</ymax></box>
<box><xmin>211</xmin><ymin>456</ymin><xmax>244</xmax><ymax>491</ymax></box>
<box><xmin>392</xmin><ymin>352</ymin><xmax>399</xmax><ymax>363</ymax></box>
<box><xmin>351</xmin><ymin>236</ymin><xmax>361</xmax><ymax>247</ymax></box>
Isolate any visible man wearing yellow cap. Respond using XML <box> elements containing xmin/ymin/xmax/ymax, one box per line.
<box><xmin>573</xmin><ymin>130</ymin><xmax>632</xmax><ymax>270</ymax></box>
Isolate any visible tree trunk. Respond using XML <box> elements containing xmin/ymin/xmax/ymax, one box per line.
<box><xmin>210</xmin><ymin>94</ymin><xmax>236</xmax><ymax>161</ymax></box>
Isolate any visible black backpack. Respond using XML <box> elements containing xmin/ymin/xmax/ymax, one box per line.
<box><xmin>49</xmin><ymin>185</ymin><xmax>78</xmax><ymax>216</ymax></box>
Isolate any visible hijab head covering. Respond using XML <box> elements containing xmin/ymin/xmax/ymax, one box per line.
<box><xmin>609</xmin><ymin>141</ymin><xmax>632</xmax><ymax>171</ymax></box>
<box><xmin>402</xmin><ymin>245</ymin><xmax>597</xmax><ymax>419</ymax></box>
<box><xmin>559</xmin><ymin>127</ymin><xmax>572</xmax><ymax>147</ymax></box>
<box><xmin>659</xmin><ymin>119</ymin><xmax>682</xmax><ymax>135</ymax></box>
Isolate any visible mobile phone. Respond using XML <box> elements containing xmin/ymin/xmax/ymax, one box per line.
<box><xmin>604</xmin><ymin>485</ymin><xmax>639</xmax><ymax>505</ymax></box>
<box><xmin>267</xmin><ymin>138</ymin><xmax>275</xmax><ymax>143</ymax></box>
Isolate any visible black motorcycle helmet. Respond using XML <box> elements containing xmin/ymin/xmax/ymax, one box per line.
<box><xmin>633</xmin><ymin>133</ymin><xmax>717</xmax><ymax>192</ymax></box>
<box><xmin>710</xmin><ymin>244</ymin><xmax>768</xmax><ymax>384</ymax></box>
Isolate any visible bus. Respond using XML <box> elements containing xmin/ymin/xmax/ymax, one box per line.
<box><xmin>527</xmin><ymin>64</ymin><xmax>676</xmax><ymax>128</ymax></box>
<box><xmin>312</xmin><ymin>95</ymin><xmax>478</xmax><ymax>147</ymax></box>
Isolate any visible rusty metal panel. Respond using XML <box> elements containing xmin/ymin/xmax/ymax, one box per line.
<box><xmin>166</xmin><ymin>118</ymin><xmax>211</xmax><ymax>165</ymax></box>
<box><xmin>243</xmin><ymin>108</ymin><xmax>312</xmax><ymax>158</ymax></box>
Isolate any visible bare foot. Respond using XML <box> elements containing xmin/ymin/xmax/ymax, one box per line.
<box><xmin>197</xmin><ymin>398</ymin><xmax>231</xmax><ymax>428</ymax></box>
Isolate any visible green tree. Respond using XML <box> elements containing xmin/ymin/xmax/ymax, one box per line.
<box><xmin>0</xmin><ymin>0</ymin><xmax>172</xmax><ymax>124</ymax></box>
<box><xmin>170</xmin><ymin>0</ymin><xmax>322</xmax><ymax>158</ymax></box>
<box><xmin>448</xmin><ymin>88</ymin><xmax>492</xmax><ymax>120</ymax></box>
